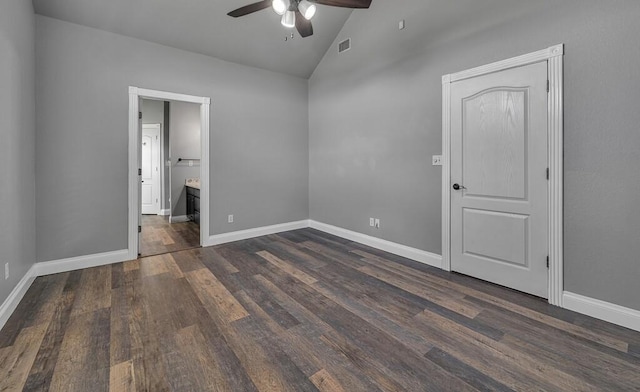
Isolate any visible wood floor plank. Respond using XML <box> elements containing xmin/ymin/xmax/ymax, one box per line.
<box><xmin>127</xmin><ymin>273</ymin><xmax>172</xmax><ymax>392</ymax></box>
<box><xmin>398</xmin><ymin>265</ymin><xmax>630</xmax><ymax>352</ymax></box>
<box><xmin>139</xmin><ymin>215</ymin><xmax>200</xmax><ymax>257</ymax></box>
<box><xmin>257</xmin><ymin>265</ymin><xmax>477</xmax><ymax>392</ymax></box>
<box><xmin>414</xmin><ymin>308</ymin><xmax>602</xmax><ymax>391</ymax></box>
<box><xmin>185</xmin><ymin>268</ymin><xmax>250</xmax><ymax>323</ymax></box>
<box><xmin>0</xmin><ymin>323</ymin><xmax>48</xmax><ymax>391</ymax></box>
<box><xmin>23</xmin><ymin>273</ymin><xmax>80</xmax><ymax>391</ymax></box>
<box><xmin>2</xmin><ymin>228</ymin><xmax>640</xmax><ymax>391</ymax></box>
<box><xmin>173</xmin><ymin>325</ymin><xmax>232</xmax><ymax>392</ymax></box>
<box><xmin>71</xmin><ymin>266</ymin><xmax>112</xmax><ymax>317</ymax></box>
<box><xmin>256</xmin><ymin>250</ymin><xmax>318</xmax><ymax>285</ymax></box>
<box><xmin>49</xmin><ymin>308</ymin><xmax>111</xmax><ymax>392</ymax></box>
<box><xmin>109</xmin><ymin>360</ymin><xmax>135</xmax><ymax>392</ymax></box>
<box><xmin>109</xmin><ymin>286</ymin><xmax>131</xmax><ymax>366</ymax></box>
<box><xmin>357</xmin><ymin>264</ymin><xmax>482</xmax><ymax>318</ymax></box>
<box><xmin>191</xmin><ymin>288</ymin><xmax>295</xmax><ymax>391</ymax></box>
<box><xmin>233</xmin><ymin>290</ymin><xmax>320</xmax><ymax>392</ymax></box>
<box><xmin>425</xmin><ymin>347</ymin><xmax>515</xmax><ymax>392</ymax></box>
<box><xmin>309</xmin><ymin>369</ymin><xmax>346</xmax><ymax>392</ymax></box>
<box><xmin>474</xmin><ymin>306</ymin><xmax>640</xmax><ymax>390</ymax></box>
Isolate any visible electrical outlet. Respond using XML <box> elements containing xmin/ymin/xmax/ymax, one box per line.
<box><xmin>4</xmin><ymin>263</ymin><xmax>8</xmax><ymax>280</ymax></box>
<box><xmin>432</xmin><ymin>155</ymin><xmax>443</xmax><ymax>166</ymax></box>
<box><xmin>228</xmin><ymin>214</ymin><xmax>234</xmax><ymax>223</ymax></box>
<box><xmin>369</xmin><ymin>218</ymin><xmax>375</xmax><ymax>227</ymax></box>
<box><xmin>374</xmin><ymin>219</ymin><xmax>380</xmax><ymax>229</ymax></box>
<box><xmin>399</xmin><ymin>19</ymin><xmax>405</xmax><ymax>30</ymax></box>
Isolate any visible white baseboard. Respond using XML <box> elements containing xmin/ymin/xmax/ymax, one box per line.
<box><xmin>563</xmin><ymin>291</ymin><xmax>640</xmax><ymax>332</ymax></box>
<box><xmin>207</xmin><ymin>220</ymin><xmax>309</xmax><ymax>246</ymax></box>
<box><xmin>309</xmin><ymin>220</ymin><xmax>443</xmax><ymax>268</ymax></box>
<box><xmin>159</xmin><ymin>209</ymin><xmax>170</xmax><ymax>216</ymax></box>
<box><xmin>0</xmin><ymin>265</ymin><xmax>37</xmax><ymax>331</ymax></box>
<box><xmin>35</xmin><ymin>249</ymin><xmax>131</xmax><ymax>277</ymax></box>
<box><xmin>169</xmin><ymin>215</ymin><xmax>189</xmax><ymax>223</ymax></box>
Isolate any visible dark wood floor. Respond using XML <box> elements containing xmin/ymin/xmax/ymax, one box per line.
<box><xmin>1</xmin><ymin>229</ymin><xmax>639</xmax><ymax>391</ymax></box>
<box><xmin>139</xmin><ymin>215</ymin><xmax>200</xmax><ymax>257</ymax></box>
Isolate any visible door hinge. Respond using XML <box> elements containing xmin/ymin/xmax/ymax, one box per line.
<box><xmin>547</xmin><ymin>80</ymin><xmax>550</xmax><ymax>93</ymax></box>
<box><xmin>139</xmin><ymin>111</ymin><xmax>142</xmax><ymax>120</ymax></box>
<box><xmin>138</xmin><ymin>168</ymin><xmax>142</xmax><ymax>176</ymax></box>
<box><xmin>138</xmin><ymin>225</ymin><xmax>142</xmax><ymax>233</ymax></box>
<box><xmin>546</xmin><ymin>256</ymin><xmax>549</xmax><ymax>268</ymax></box>
<box><xmin>546</xmin><ymin>168</ymin><xmax>549</xmax><ymax>180</ymax></box>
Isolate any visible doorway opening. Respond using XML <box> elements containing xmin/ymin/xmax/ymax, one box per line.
<box><xmin>139</xmin><ymin>100</ymin><xmax>203</xmax><ymax>257</ymax></box>
<box><xmin>128</xmin><ymin>87</ymin><xmax>211</xmax><ymax>259</ymax></box>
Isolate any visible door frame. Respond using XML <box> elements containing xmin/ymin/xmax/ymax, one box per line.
<box><xmin>128</xmin><ymin>87</ymin><xmax>211</xmax><ymax>258</ymax></box>
<box><xmin>141</xmin><ymin>123</ymin><xmax>163</xmax><ymax>215</ymax></box>
<box><xmin>441</xmin><ymin>44</ymin><xmax>564</xmax><ymax>306</ymax></box>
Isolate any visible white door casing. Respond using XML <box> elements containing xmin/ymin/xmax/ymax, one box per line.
<box><xmin>141</xmin><ymin>124</ymin><xmax>161</xmax><ymax>215</ymax></box>
<box><xmin>442</xmin><ymin>44</ymin><xmax>564</xmax><ymax>306</ymax></box>
<box><xmin>450</xmin><ymin>62</ymin><xmax>548</xmax><ymax>298</ymax></box>
<box><xmin>128</xmin><ymin>87</ymin><xmax>211</xmax><ymax>259</ymax></box>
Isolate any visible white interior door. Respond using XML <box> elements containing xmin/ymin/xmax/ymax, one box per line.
<box><xmin>450</xmin><ymin>61</ymin><xmax>548</xmax><ymax>298</ymax></box>
<box><xmin>141</xmin><ymin>124</ymin><xmax>161</xmax><ymax>215</ymax></box>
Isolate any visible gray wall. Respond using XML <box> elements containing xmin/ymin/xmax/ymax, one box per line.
<box><xmin>141</xmin><ymin>98</ymin><xmax>170</xmax><ymax>211</ymax></box>
<box><xmin>35</xmin><ymin>16</ymin><xmax>309</xmax><ymax>262</ymax></box>
<box><xmin>309</xmin><ymin>0</ymin><xmax>640</xmax><ymax>310</ymax></box>
<box><xmin>0</xmin><ymin>0</ymin><xmax>36</xmax><ymax>305</ymax></box>
<box><xmin>169</xmin><ymin>101</ymin><xmax>200</xmax><ymax>217</ymax></box>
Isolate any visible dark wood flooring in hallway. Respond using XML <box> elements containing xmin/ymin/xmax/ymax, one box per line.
<box><xmin>139</xmin><ymin>215</ymin><xmax>200</xmax><ymax>257</ymax></box>
<box><xmin>1</xmin><ymin>228</ymin><xmax>639</xmax><ymax>391</ymax></box>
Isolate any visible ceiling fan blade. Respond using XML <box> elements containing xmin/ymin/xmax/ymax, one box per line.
<box><xmin>312</xmin><ymin>0</ymin><xmax>372</xmax><ymax>9</ymax></box>
<box><xmin>295</xmin><ymin>11</ymin><xmax>314</xmax><ymax>37</ymax></box>
<box><xmin>227</xmin><ymin>0</ymin><xmax>272</xmax><ymax>17</ymax></box>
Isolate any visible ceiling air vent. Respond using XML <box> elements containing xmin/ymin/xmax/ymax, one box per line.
<box><xmin>338</xmin><ymin>38</ymin><xmax>351</xmax><ymax>53</ymax></box>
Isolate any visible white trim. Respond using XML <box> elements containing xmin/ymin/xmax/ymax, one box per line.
<box><xmin>563</xmin><ymin>292</ymin><xmax>640</xmax><ymax>332</ymax></box>
<box><xmin>199</xmin><ymin>99</ymin><xmax>211</xmax><ymax>247</ymax></box>
<box><xmin>34</xmin><ymin>249</ymin><xmax>131</xmax><ymax>277</ymax></box>
<box><xmin>207</xmin><ymin>220</ymin><xmax>309</xmax><ymax>246</ymax></box>
<box><xmin>129</xmin><ymin>87</ymin><xmax>211</xmax><ymax>258</ymax></box>
<box><xmin>128</xmin><ymin>90</ymin><xmax>139</xmax><ymax>261</ymax></box>
<box><xmin>441</xmin><ymin>74</ymin><xmax>452</xmax><ymax>272</ymax></box>
<box><xmin>309</xmin><ymin>220</ymin><xmax>442</xmax><ymax>268</ymax></box>
<box><xmin>169</xmin><ymin>215</ymin><xmax>190</xmax><ymax>223</ymax></box>
<box><xmin>448</xmin><ymin>44</ymin><xmax>564</xmax><ymax>83</ymax></box>
<box><xmin>441</xmin><ymin>44</ymin><xmax>564</xmax><ymax>306</ymax></box>
<box><xmin>547</xmin><ymin>53</ymin><xmax>565</xmax><ymax>307</ymax></box>
<box><xmin>1</xmin><ymin>249</ymin><xmax>130</xmax><ymax>330</ymax></box>
<box><xmin>0</xmin><ymin>265</ymin><xmax>37</xmax><ymax>330</ymax></box>
<box><xmin>129</xmin><ymin>86</ymin><xmax>207</xmax><ymax>105</ymax></box>
<box><xmin>159</xmin><ymin>209</ymin><xmax>170</xmax><ymax>216</ymax></box>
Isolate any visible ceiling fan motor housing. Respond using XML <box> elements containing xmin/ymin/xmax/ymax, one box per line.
<box><xmin>227</xmin><ymin>0</ymin><xmax>372</xmax><ymax>38</ymax></box>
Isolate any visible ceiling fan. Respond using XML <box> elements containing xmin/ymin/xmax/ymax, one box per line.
<box><xmin>227</xmin><ymin>0</ymin><xmax>372</xmax><ymax>38</ymax></box>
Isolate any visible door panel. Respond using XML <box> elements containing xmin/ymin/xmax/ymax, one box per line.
<box><xmin>451</xmin><ymin>61</ymin><xmax>548</xmax><ymax>298</ymax></box>
<box><xmin>141</xmin><ymin>125</ymin><xmax>161</xmax><ymax>215</ymax></box>
<box><xmin>463</xmin><ymin>209</ymin><xmax>528</xmax><ymax>267</ymax></box>
<box><xmin>463</xmin><ymin>88</ymin><xmax>527</xmax><ymax>200</ymax></box>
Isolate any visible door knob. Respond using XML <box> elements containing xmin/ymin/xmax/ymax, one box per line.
<box><xmin>452</xmin><ymin>183</ymin><xmax>466</xmax><ymax>190</ymax></box>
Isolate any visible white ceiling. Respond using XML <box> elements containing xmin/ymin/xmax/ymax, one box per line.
<box><xmin>32</xmin><ymin>0</ymin><xmax>354</xmax><ymax>78</ymax></box>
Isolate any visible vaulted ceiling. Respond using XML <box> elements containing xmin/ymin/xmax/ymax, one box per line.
<box><xmin>32</xmin><ymin>0</ymin><xmax>554</xmax><ymax>79</ymax></box>
<box><xmin>32</xmin><ymin>0</ymin><xmax>353</xmax><ymax>78</ymax></box>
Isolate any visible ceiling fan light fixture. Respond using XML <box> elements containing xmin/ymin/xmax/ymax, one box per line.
<box><xmin>272</xmin><ymin>0</ymin><xmax>288</xmax><ymax>15</ymax></box>
<box><xmin>298</xmin><ymin>0</ymin><xmax>317</xmax><ymax>20</ymax></box>
<box><xmin>281</xmin><ymin>9</ymin><xmax>296</xmax><ymax>28</ymax></box>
